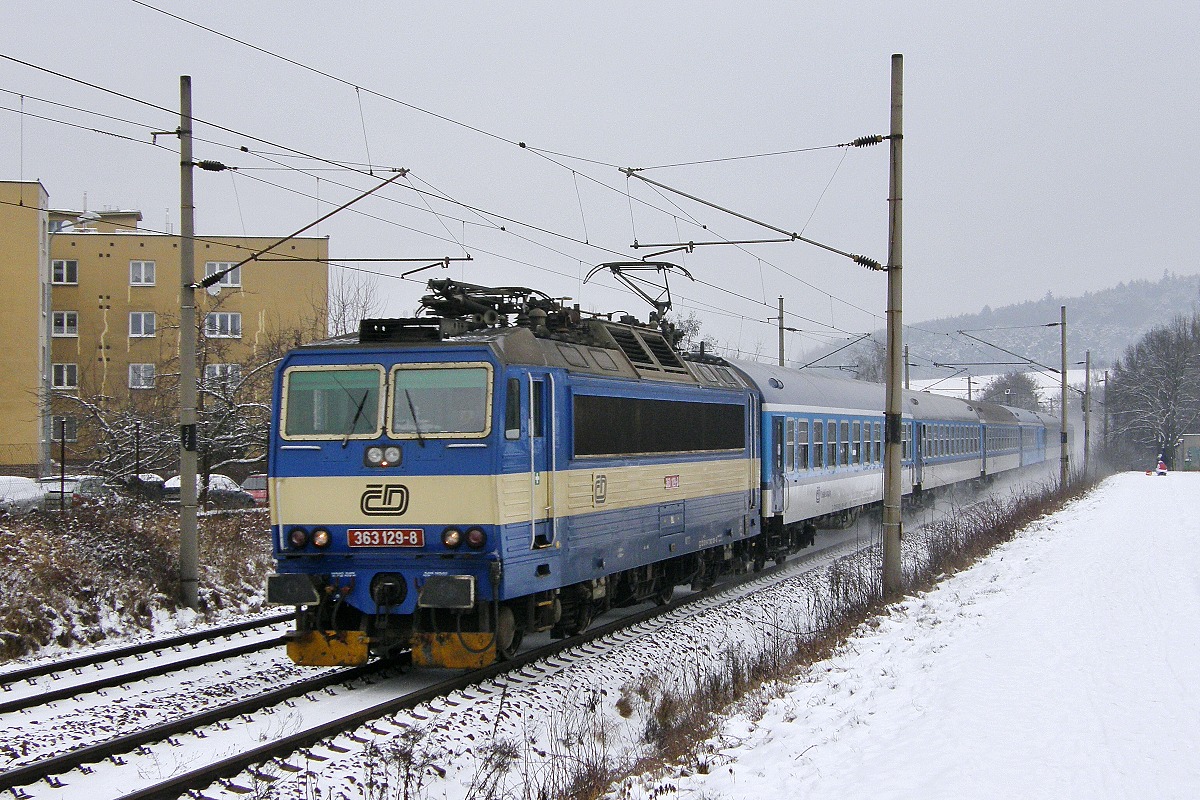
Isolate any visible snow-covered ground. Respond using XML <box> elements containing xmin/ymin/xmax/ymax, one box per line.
<box><xmin>622</xmin><ymin>472</ymin><xmax>1200</xmax><ymax>799</ymax></box>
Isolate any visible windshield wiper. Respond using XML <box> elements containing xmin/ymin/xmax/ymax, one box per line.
<box><xmin>342</xmin><ymin>390</ymin><xmax>370</xmax><ymax>448</ymax></box>
<box><xmin>405</xmin><ymin>389</ymin><xmax>426</xmax><ymax>448</ymax></box>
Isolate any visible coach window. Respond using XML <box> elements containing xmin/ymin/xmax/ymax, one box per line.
<box><xmin>873</xmin><ymin>421</ymin><xmax>882</xmax><ymax>463</ymax></box>
<box><xmin>827</xmin><ymin>421</ymin><xmax>837</xmax><ymax>467</ymax></box>
<box><xmin>797</xmin><ymin>420</ymin><xmax>810</xmax><ymax>469</ymax></box>
<box><xmin>902</xmin><ymin>422</ymin><xmax>911</xmax><ymax>461</ymax></box>
<box><xmin>812</xmin><ymin>421</ymin><xmax>824</xmax><ymax>468</ymax></box>
<box><xmin>505</xmin><ymin>377</ymin><xmax>521</xmax><ymax>439</ymax></box>
<box><xmin>852</xmin><ymin>421</ymin><xmax>862</xmax><ymax>465</ymax></box>
<box><xmin>786</xmin><ymin>419</ymin><xmax>796</xmax><ymax>472</ymax></box>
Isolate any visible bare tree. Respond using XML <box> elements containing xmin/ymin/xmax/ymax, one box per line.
<box><xmin>851</xmin><ymin>340</ymin><xmax>888</xmax><ymax>382</ymax></box>
<box><xmin>980</xmin><ymin>371</ymin><xmax>1043</xmax><ymax>411</ymax></box>
<box><xmin>1107</xmin><ymin>314</ymin><xmax>1200</xmax><ymax>467</ymax></box>
<box><xmin>326</xmin><ymin>270</ymin><xmax>385</xmax><ymax>336</ymax></box>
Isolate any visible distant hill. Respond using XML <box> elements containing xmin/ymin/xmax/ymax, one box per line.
<box><xmin>802</xmin><ymin>272</ymin><xmax>1200</xmax><ymax>380</ymax></box>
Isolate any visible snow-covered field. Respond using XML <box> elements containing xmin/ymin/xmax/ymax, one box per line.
<box><xmin>621</xmin><ymin>472</ymin><xmax>1200</xmax><ymax>799</ymax></box>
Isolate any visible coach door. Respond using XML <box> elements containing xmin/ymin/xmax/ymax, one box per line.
<box><xmin>770</xmin><ymin>416</ymin><xmax>786</xmax><ymax>516</ymax></box>
<box><xmin>528</xmin><ymin>373</ymin><xmax>556</xmax><ymax>548</ymax></box>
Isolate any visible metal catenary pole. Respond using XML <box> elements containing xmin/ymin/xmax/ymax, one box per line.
<box><xmin>1083</xmin><ymin>349</ymin><xmax>1091</xmax><ymax>478</ymax></box>
<box><xmin>179</xmin><ymin>76</ymin><xmax>199</xmax><ymax>610</ymax></box>
<box><xmin>777</xmin><ymin>296</ymin><xmax>785</xmax><ymax>367</ymax></box>
<box><xmin>882</xmin><ymin>54</ymin><xmax>904</xmax><ymax>598</ymax></box>
<box><xmin>1059</xmin><ymin>305</ymin><xmax>1069</xmax><ymax>490</ymax></box>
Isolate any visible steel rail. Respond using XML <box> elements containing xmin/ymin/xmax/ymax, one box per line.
<box><xmin>0</xmin><ymin>661</ymin><xmax>386</xmax><ymax>794</ymax></box>
<box><xmin>0</xmin><ymin>635</ymin><xmax>287</xmax><ymax>715</ymax></box>
<box><xmin>114</xmin><ymin>549</ymin><xmax>848</xmax><ymax>800</ymax></box>
<box><xmin>0</xmin><ymin>611</ymin><xmax>293</xmax><ymax>687</ymax></box>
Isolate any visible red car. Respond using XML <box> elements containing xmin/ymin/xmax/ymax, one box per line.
<box><xmin>241</xmin><ymin>473</ymin><xmax>268</xmax><ymax>506</ymax></box>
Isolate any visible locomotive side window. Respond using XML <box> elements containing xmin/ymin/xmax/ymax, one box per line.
<box><xmin>531</xmin><ymin>380</ymin><xmax>545</xmax><ymax>438</ymax></box>
<box><xmin>282</xmin><ymin>366</ymin><xmax>383</xmax><ymax>439</ymax></box>
<box><xmin>505</xmin><ymin>377</ymin><xmax>521</xmax><ymax>440</ymax></box>
<box><xmin>389</xmin><ymin>363</ymin><xmax>492</xmax><ymax>438</ymax></box>
<box><xmin>573</xmin><ymin>395</ymin><xmax>744</xmax><ymax>457</ymax></box>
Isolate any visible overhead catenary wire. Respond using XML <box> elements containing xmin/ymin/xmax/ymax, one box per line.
<box><xmin>1</xmin><ymin>50</ymin><xmax>891</xmax><ymax>346</ymax></box>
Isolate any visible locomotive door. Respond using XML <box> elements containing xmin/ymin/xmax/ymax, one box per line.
<box><xmin>528</xmin><ymin>374</ymin><xmax>556</xmax><ymax>548</ymax></box>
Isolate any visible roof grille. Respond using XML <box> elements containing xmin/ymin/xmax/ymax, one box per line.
<box><xmin>638</xmin><ymin>331</ymin><xmax>687</xmax><ymax>372</ymax></box>
<box><xmin>607</xmin><ymin>326</ymin><xmax>655</xmax><ymax>366</ymax></box>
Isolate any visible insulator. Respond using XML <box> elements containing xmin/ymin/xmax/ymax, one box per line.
<box><xmin>850</xmin><ymin>135</ymin><xmax>885</xmax><ymax>148</ymax></box>
<box><xmin>196</xmin><ymin>160</ymin><xmax>229</xmax><ymax>171</ymax></box>
<box><xmin>854</xmin><ymin>254</ymin><xmax>885</xmax><ymax>271</ymax></box>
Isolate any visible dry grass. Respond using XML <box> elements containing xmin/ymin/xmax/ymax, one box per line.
<box><xmin>0</xmin><ymin>501</ymin><xmax>271</xmax><ymax>662</ymax></box>
<box><xmin>600</xmin><ymin>472</ymin><xmax>1104</xmax><ymax>799</ymax></box>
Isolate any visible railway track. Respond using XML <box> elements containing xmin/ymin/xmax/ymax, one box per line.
<box><xmin>11</xmin><ymin>532</ymin><xmax>869</xmax><ymax>800</ymax></box>
<box><xmin>0</xmin><ymin>611</ymin><xmax>314</xmax><ymax>794</ymax></box>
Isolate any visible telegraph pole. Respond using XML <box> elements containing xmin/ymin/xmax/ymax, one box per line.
<box><xmin>881</xmin><ymin>54</ymin><xmax>904</xmax><ymax>598</ymax></box>
<box><xmin>179</xmin><ymin>77</ymin><xmax>199</xmax><ymax>610</ymax></box>
<box><xmin>1059</xmin><ymin>305</ymin><xmax>1069</xmax><ymax>490</ymax></box>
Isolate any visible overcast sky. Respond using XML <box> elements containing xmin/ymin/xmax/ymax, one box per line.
<box><xmin>3</xmin><ymin>1</ymin><xmax>1197</xmax><ymax>357</ymax></box>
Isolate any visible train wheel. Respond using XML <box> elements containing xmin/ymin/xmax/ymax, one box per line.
<box><xmin>495</xmin><ymin>605</ymin><xmax>522</xmax><ymax>660</ymax></box>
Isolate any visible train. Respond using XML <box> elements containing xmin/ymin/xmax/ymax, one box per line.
<box><xmin>265</xmin><ymin>280</ymin><xmax>1061</xmax><ymax>669</ymax></box>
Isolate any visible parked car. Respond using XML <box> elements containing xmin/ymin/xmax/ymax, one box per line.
<box><xmin>0</xmin><ymin>476</ymin><xmax>43</xmax><ymax>517</ymax></box>
<box><xmin>163</xmin><ymin>473</ymin><xmax>256</xmax><ymax>508</ymax></box>
<box><xmin>124</xmin><ymin>472</ymin><xmax>166</xmax><ymax>500</ymax></box>
<box><xmin>39</xmin><ymin>474</ymin><xmax>114</xmax><ymax>510</ymax></box>
<box><xmin>241</xmin><ymin>473</ymin><xmax>268</xmax><ymax>506</ymax></box>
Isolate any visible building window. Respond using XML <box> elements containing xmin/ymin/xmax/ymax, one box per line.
<box><xmin>52</xmin><ymin>311</ymin><xmax>78</xmax><ymax>337</ymax></box>
<box><xmin>205</xmin><ymin>363</ymin><xmax>242</xmax><ymax>389</ymax></box>
<box><xmin>129</xmin><ymin>363</ymin><xmax>156</xmax><ymax>389</ymax></box>
<box><xmin>205</xmin><ymin>261</ymin><xmax>241</xmax><ymax>287</ymax></box>
<box><xmin>52</xmin><ymin>363</ymin><xmax>79</xmax><ymax>389</ymax></box>
<box><xmin>52</xmin><ymin>259</ymin><xmax>78</xmax><ymax>285</ymax></box>
<box><xmin>51</xmin><ymin>416</ymin><xmax>78</xmax><ymax>442</ymax></box>
<box><xmin>130</xmin><ymin>260</ymin><xmax>156</xmax><ymax>286</ymax></box>
<box><xmin>205</xmin><ymin>312</ymin><xmax>242</xmax><ymax>339</ymax></box>
<box><xmin>129</xmin><ymin>311</ymin><xmax>156</xmax><ymax>338</ymax></box>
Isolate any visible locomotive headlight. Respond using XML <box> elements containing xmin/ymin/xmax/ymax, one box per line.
<box><xmin>383</xmin><ymin>445</ymin><xmax>401</xmax><ymax>464</ymax></box>
<box><xmin>466</xmin><ymin>527</ymin><xmax>487</xmax><ymax>549</ymax></box>
<box><xmin>442</xmin><ymin>527</ymin><xmax>463</xmax><ymax>548</ymax></box>
<box><xmin>311</xmin><ymin>528</ymin><xmax>332</xmax><ymax>548</ymax></box>
<box><xmin>288</xmin><ymin>527</ymin><xmax>308</xmax><ymax>549</ymax></box>
<box><xmin>364</xmin><ymin>446</ymin><xmax>384</xmax><ymax>466</ymax></box>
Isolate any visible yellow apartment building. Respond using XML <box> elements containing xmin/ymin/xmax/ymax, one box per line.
<box><xmin>0</xmin><ymin>181</ymin><xmax>52</xmax><ymax>474</ymax></box>
<box><xmin>0</xmin><ymin>179</ymin><xmax>330</xmax><ymax>476</ymax></box>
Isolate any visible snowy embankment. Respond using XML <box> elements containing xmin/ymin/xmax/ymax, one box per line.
<box><xmin>621</xmin><ymin>472</ymin><xmax>1200</xmax><ymax>799</ymax></box>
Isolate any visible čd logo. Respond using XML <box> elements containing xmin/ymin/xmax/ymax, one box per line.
<box><xmin>360</xmin><ymin>484</ymin><xmax>410</xmax><ymax>515</ymax></box>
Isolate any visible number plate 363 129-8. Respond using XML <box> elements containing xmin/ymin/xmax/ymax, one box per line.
<box><xmin>347</xmin><ymin>528</ymin><xmax>424</xmax><ymax>547</ymax></box>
